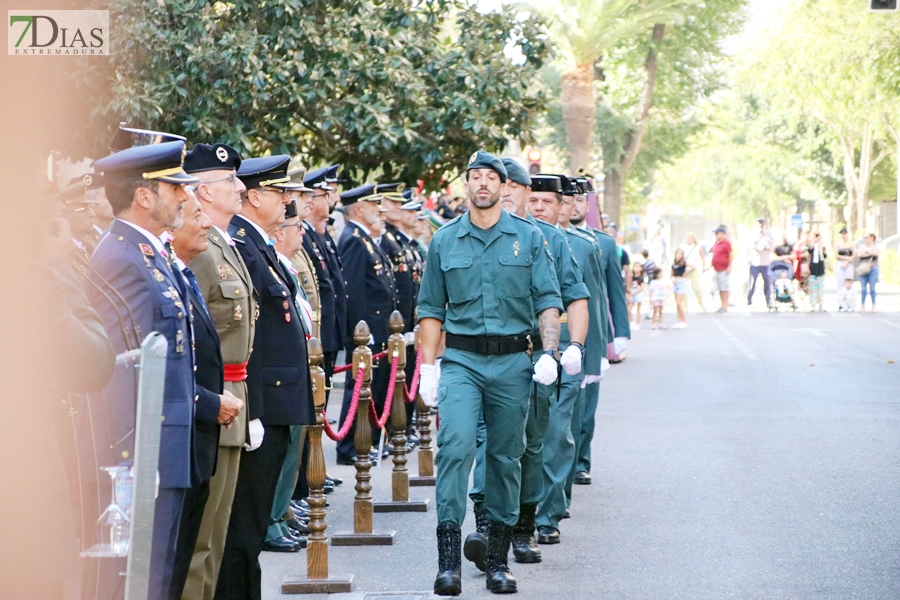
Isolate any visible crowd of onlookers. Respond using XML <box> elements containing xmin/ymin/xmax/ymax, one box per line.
<box><xmin>617</xmin><ymin>218</ymin><xmax>886</xmax><ymax>329</ymax></box>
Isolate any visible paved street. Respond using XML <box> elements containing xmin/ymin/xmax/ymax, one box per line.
<box><xmin>262</xmin><ymin>310</ymin><xmax>900</xmax><ymax>599</ymax></box>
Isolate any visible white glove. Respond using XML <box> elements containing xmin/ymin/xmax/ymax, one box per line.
<box><xmin>244</xmin><ymin>418</ymin><xmax>265</xmax><ymax>451</ymax></box>
<box><xmin>532</xmin><ymin>353</ymin><xmax>558</xmax><ymax>385</ymax></box>
<box><xmin>600</xmin><ymin>357</ymin><xmax>611</xmax><ymax>379</ymax></box>
<box><xmin>403</xmin><ymin>332</ymin><xmax>416</xmax><ymax>344</ymax></box>
<box><xmin>368</xmin><ymin>334</ymin><xmax>375</xmax><ymax>346</ymax></box>
<box><xmin>580</xmin><ymin>375</ymin><xmax>601</xmax><ymax>388</ymax></box>
<box><xmin>560</xmin><ymin>345</ymin><xmax>583</xmax><ymax>376</ymax></box>
<box><xmin>419</xmin><ymin>363</ymin><xmax>440</xmax><ymax>408</ymax></box>
<box><xmin>613</xmin><ymin>337</ymin><xmax>628</xmax><ymax>355</ymax></box>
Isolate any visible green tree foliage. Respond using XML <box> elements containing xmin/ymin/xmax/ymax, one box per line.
<box><xmin>72</xmin><ymin>0</ymin><xmax>551</xmax><ymax>187</ymax></box>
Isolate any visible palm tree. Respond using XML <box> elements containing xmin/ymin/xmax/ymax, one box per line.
<box><xmin>527</xmin><ymin>0</ymin><xmax>689</xmax><ymax>222</ymax></box>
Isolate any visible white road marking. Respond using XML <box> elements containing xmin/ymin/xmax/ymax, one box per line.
<box><xmin>880</xmin><ymin>319</ymin><xmax>900</xmax><ymax>330</ymax></box>
<box><xmin>715</xmin><ymin>321</ymin><xmax>758</xmax><ymax>360</ymax></box>
<box><xmin>792</xmin><ymin>327</ymin><xmax>828</xmax><ymax>337</ymax></box>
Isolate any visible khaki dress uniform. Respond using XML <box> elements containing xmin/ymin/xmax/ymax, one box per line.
<box><xmin>291</xmin><ymin>246</ymin><xmax>320</xmax><ymax>340</ymax></box>
<box><xmin>182</xmin><ymin>226</ymin><xmax>256</xmax><ymax>600</ymax></box>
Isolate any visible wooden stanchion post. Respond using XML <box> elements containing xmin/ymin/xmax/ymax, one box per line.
<box><xmin>375</xmin><ymin>312</ymin><xmax>429</xmax><ymax>512</ymax></box>
<box><xmin>283</xmin><ymin>338</ymin><xmax>353</xmax><ymax>593</ymax></box>
<box><xmin>409</xmin><ymin>325</ymin><xmax>436</xmax><ymax>487</ymax></box>
<box><xmin>332</xmin><ymin>321</ymin><xmax>395</xmax><ymax>546</ymax></box>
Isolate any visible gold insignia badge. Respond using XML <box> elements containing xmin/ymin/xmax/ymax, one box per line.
<box><xmin>139</xmin><ymin>243</ymin><xmax>154</xmax><ymax>256</ymax></box>
<box><xmin>513</xmin><ymin>241</ymin><xmax>520</xmax><ymax>257</ymax></box>
<box><xmin>153</xmin><ymin>269</ymin><xmax>165</xmax><ymax>282</ymax></box>
<box><xmin>236</xmin><ymin>228</ymin><xmax>246</xmax><ymax>237</ymax></box>
<box><xmin>83</xmin><ymin>174</ymin><xmax>92</xmax><ymax>186</ymax></box>
<box><xmin>225</xmin><ymin>266</ymin><xmax>233</xmax><ymax>276</ymax></box>
<box><xmin>468</xmin><ymin>152</ymin><xmax>478</xmax><ymax>165</ymax></box>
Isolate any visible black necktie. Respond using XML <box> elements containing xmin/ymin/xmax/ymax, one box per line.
<box><xmin>182</xmin><ymin>266</ymin><xmax>208</xmax><ymax>315</ymax></box>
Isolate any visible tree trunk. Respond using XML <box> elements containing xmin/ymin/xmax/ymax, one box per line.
<box><xmin>603</xmin><ymin>24</ymin><xmax>666</xmax><ymax>229</ymax></box>
<box><xmin>840</xmin><ymin>123</ymin><xmax>892</xmax><ymax>234</ymax></box>
<box><xmin>561</xmin><ymin>63</ymin><xmax>596</xmax><ymax>174</ymax></box>
<box><xmin>603</xmin><ymin>168</ymin><xmax>623</xmax><ymax>226</ymax></box>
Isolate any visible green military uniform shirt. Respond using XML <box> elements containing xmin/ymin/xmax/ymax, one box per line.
<box><xmin>578</xmin><ymin>225</ymin><xmax>631</xmax><ymax>340</ymax></box>
<box><xmin>417</xmin><ymin>210</ymin><xmax>563</xmax><ymax>334</ymax></box>
<box><xmin>564</xmin><ymin>226</ymin><xmax>607</xmax><ymax>371</ymax></box>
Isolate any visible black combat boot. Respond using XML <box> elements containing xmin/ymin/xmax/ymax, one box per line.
<box><xmin>511</xmin><ymin>503</ymin><xmax>542</xmax><ymax>563</ymax></box>
<box><xmin>463</xmin><ymin>501</ymin><xmax>489</xmax><ymax>571</ymax></box>
<box><xmin>434</xmin><ymin>522</ymin><xmax>462</xmax><ymax>596</ymax></box>
<box><xmin>485</xmin><ymin>522</ymin><xmax>517</xmax><ymax>594</ymax></box>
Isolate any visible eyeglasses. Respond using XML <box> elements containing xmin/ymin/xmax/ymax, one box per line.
<box><xmin>201</xmin><ymin>173</ymin><xmax>239</xmax><ymax>187</ymax></box>
<box><xmin>277</xmin><ymin>222</ymin><xmax>303</xmax><ymax>230</ymax></box>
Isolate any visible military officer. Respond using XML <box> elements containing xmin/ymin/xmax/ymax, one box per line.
<box><xmin>286</xmin><ymin>173</ymin><xmax>320</xmax><ymax>339</ymax></box>
<box><xmin>417</xmin><ymin>151</ymin><xmax>563</xmax><ymax>596</ymax></box>
<box><xmin>58</xmin><ymin>175</ymin><xmax>99</xmax><ymax>276</ymax></box>
<box><xmin>169</xmin><ymin>191</ymin><xmax>245</xmax><ymax>599</ymax></box>
<box><xmin>302</xmin><ymin>166</ymin><xmax>348</xmax><ymax>404</ymax></box>
<box><xmin>568</xmin><ymin>180</ymin><xmax>631</xmax><ymax>487</ymax></box>
<box><xmin>396</xmin><ymin>193</ymin><xmax>426</xmax><ymax>438</ymax></box>
<box><xmin>524</xmin><ymin>174</ymin><xmax>607</xmax><ymax>544</ymax></box>
<box><xmin>465</xmin><ymin>166</ymin><xmax>590</xmax><ymax>567</ymax></box>
<box><xmin>334</xmin><ymin>183</ymin><xmax>399</xmax><ymax>465</ymax></box>
<box><xmin>264</xmin><ymin>198</ymin><xmax>314</xmax><ymax>553</ymax></box>
<box><xmin>182</xmin><ymin>143</ymin><xmax>256</xmax><ymax>600</ymax></box>
<box><xmin>88</xmin><ymin>141</ymin><xmax>200</xmax><ymax>600</ymax></box>
<box><xmin>85</xmin><ymin>173</ymin><xmax>115</xmax><ymax>247</ymax></box>
<box><xmin>215</xmin><ymin>155</ymin><xmax>316</xmax><ymax>600</ymax></box>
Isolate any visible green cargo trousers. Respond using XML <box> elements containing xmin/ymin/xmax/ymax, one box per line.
<box><xmin>436</xmin><ymin>348</ymin><xmax>532</xmax><ymax>527</ymax></box>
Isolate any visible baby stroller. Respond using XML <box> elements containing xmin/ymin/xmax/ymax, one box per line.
<box><xmin>769</xmin><ymin>261</ymin><xmax>797</xmax><ymax>311</ymax></box>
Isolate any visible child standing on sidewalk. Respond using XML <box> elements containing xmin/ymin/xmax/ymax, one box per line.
<box><xmin>649</xmin><ymin>269</ymin><xmax>669</xmax><ymax>330</ymax></box>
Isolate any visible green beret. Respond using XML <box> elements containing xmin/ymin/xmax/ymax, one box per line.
<box><xmin>466</xmin><ymin>150</ymin><xmax>507</xmax><ymax>183</ymax></box>
<box><xmin>500</xmin><ymin>158</ymin><xmax>531</xmax><ymax>186</ymax></box>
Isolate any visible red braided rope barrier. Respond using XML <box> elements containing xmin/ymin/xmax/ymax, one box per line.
<box><xmin>403</xmin><ymin>346</ymin><xmax>423</xmax><ymax>404</ymax></box>
<box><xmin>322</xmin><ymin>366</ymin><xmax>365</xmax><ymax>441</ymax></box>
<box><xmin>368</xmin><ymin>354</ymin><xmax>399</xmax><ymax>429</ymax></box>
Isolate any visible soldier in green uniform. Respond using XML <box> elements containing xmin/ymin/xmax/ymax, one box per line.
<box><xmin>568</xmin><ymin>181</ymin><xmax>630</xmax><ymax>488</ymax></box>
<box><xmin>465</xmin><ymin>164</ymin><xmax>590</xmax><ymax>568</ymax></box>
<box><xmin>182</xmin><ymin>143</ymin><xmax>257</xmax><ymax>600</ymax></box>
<box><xmin>417</xmin><ymin>151</ymin><xmax>563</xmax><ymax>596</ymax></box>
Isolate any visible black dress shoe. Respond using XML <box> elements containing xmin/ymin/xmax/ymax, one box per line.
<box><xmin>561</xmin><ymin>507</ymin><xmax>571</xmax><ymax>520</ymax></box>
<box><xmin>574</xmin><ymin>471</ymin><xmax>591</xmax><ymax>485</ymax></box>
<box><xmin>323</xmin><ymin>482</ymin><xmax>335</xmax><ymax>494</ymax></box>
<box><xmin>336</xmin><ymin>454</ymin><xmax>357</xmax><ymax>466</ymax></box>
<box><xmin>536</xmin><ymin>526</ymin><xmax>560</xmax><ymax>545</ymax></box>
<box><xmin>262</xmin><ymin>536</ymin><xmax>300</xmax><ymax>552</ymax></box>
<box><xmin>287</xmin><ymin>532</ymin><xmax>308</xmax><ymax>548</ymax></box>
<box><xmin>326</xmin><ymin>474</ymin><xmax>343</xmax><ymax>486</ymax></box>
<box><xmin>287</xmin><ymin>518</ymin><xmax>310</xmax><ymax>535</ymax></box>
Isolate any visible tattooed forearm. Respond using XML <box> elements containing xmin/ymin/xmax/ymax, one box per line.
<box><xmin>538</xmin><ymin>308</ymin><xmax>560</xmax><ymax>352</ymax></box>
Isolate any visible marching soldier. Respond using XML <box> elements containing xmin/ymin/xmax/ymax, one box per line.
<box><xmin>417</xmin><ymin>151</ymin><xmax>563</xmax><ymax>596</ymax></box>
<box><xmin>529</xmin><ymin>174</ymin><xmax>606</xmax><ymax>545</ymax></box>
<box><xmin>182</xmin><ymin>143</ymin><xmax>256</xmax><ymax>600</ymax></box>
<box><xmin>334</xmin><ymin>183</ymin><xmax>399</xmax><ymax>465</ymax></box>
<box><xmin>216</xmin><ymin>155</ymin><xmax>316</xmax><ymax>600</ymax></box>
<box><xmin>568</xmin><ymin>179</ymin><xmax>631</xmax><ymax>488</ymax></box>
<box><xmin>466</xmin><ymin>165</ymin><xmax>590</xmax><ymax>568</ymax></box>
<box><xmin>88</xmin><ymin>141</ymin><xmax>201</xmax><ymax>600</ymax></box>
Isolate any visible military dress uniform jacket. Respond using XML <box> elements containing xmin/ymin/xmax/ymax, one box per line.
<box><xmin>182</xmin><ymin>273</ymin><xmax>224</xmax><ymax>483</ymax></box>
<box><xmin>380</xmin><ymin>222</ymin><xmax>418</xmax><ymax>332</ymax></box>
<box><xmin>291</xmin><ymin>246</ymin><xmax>320</xmax><ymax>339</ymax></box>
<box><xmin>229</xmin><ymin>216</ymin><xmax>316</xmax><ymax>426</ymax></box>
<box><xmin>87</xmin><ymin>219</ymin><xmax>195</xmax><ymax>490</ymax></box>
<box><xmin>338</xmin><ymin>221</ymin><xmax>398</xmax><ymax>346</ymax></box>
<box><xmin>563</xmin><ymin>227</ymin><xmax>606</xmax><ymax>373</ymax></box>
<box><xmin>189</xmin><ymin>228</ymin><xmax>255</xmax><ymax>447</ymax></box>
<box><xmin>303</xmin><ymin>221</ymin><xmax>347</xmax><ymax>352</ymax></box>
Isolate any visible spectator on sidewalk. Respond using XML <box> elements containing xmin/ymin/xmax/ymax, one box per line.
<box><xmin>648</xmin><ymin>268</ymin><xmax>669</xmax><ymax>330</ymax></box>
<box><xmin>640</xmin><ymin>248</ymin><xmax>658</xmax><ymax>279</ymax></box>
<box><xmin>774</xmin><ymin>234</ymin><xmax>794</xmax><ymax>267</ymax></box>
<box><xmin>671</xmin><ymin>248</ymin><xmax>689</xmax><ymax>329</ymax></box>
<box><xmin>680</xmin><ymin>232</ymin><xmax>706</xmax><ymax>311</ymax></box>
<box><xmin>648</xmin><ymin>225</ymin><xmax>668</xmax><ymax>269</ymax></box>
<box><xmin>857</xmin><ymin>233</ymin><xmax>880</xmax><ymax>312</ymax></box>
<box><xmin>837</xmin><ymin>278</ymin><xmax>857</xmax><ymax>312</ymax></box>
<box><xmin>793</xmin><ymin>232</ymin><xmax>811</xmax><ymax>296</ymax></box>
<box><xmin>807</xmin><ymin>232</ymin><xmax>827</xmax><ymax>312</ymax></box>
<box><xmin>747</xmin><ymin>218</ymin><xmax>774</xmax><ymax>307</ymax></box>
<box><xmin>834</xmin><ymin>227</ymin><xmax>856</xmax><ymax>291</ymax></box>
<box><xmin>629</xmin><ymin>262</ymin><xmax>647</xmax><ymax>330</ymax></box>
<box><xmin>709</xmin><ymin>226</ymin><xmax>732</xmax><ymax>313</ymax></box>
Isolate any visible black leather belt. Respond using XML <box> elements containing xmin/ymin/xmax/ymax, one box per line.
<box><xmin>445</xmin><ymin>333</ymin><xmax>530</xmax><ymax>356</ymax></box>
<box><xmin>531</xmin><ymin>336</ymin><xmax>542</xmax><ymax>352</ymax></box>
